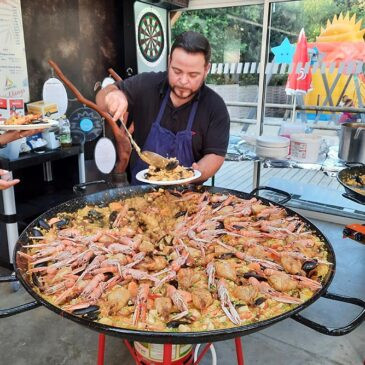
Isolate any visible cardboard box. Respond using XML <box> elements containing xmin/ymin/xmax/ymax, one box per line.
<box><xmin>27</xmin><ymin>101</ymin><xmax>58</xmax><ymax>117</ymax></box>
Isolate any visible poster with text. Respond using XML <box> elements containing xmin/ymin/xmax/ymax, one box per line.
<box><xmin>0</xmin><ymin>0</ymin><xmax>29</xmax><ymax>102</ymax></box>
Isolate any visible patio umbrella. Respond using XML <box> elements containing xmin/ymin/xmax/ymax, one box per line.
<box><xmin>285</xmin><ymin>28</ymin><xmax>312</xmax><ymax>122</ymax></box>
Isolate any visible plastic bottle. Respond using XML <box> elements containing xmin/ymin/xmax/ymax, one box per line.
<box><xmin>59</xmin><ymin>115</ymin><xmax>72</xmax><ymax>147</ymax></box>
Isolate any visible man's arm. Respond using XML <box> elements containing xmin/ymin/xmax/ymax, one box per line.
<box><xmin>192</xmin><ymin>153</ymin><xmax>225</xmax><ymax>184</ymax></box>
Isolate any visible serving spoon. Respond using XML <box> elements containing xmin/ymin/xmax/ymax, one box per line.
<box><xmin>118</xmin><ymin>119</ymin><xmax>177</xmax><ymax>169</ymax></box>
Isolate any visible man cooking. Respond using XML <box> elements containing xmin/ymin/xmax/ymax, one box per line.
<box><xmin>96</xmin><ymin>31</ymin><xmax>230</xmax><ymax>184</ymax></box>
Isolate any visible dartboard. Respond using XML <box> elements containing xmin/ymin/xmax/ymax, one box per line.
<box><xmin>137</xmin><ymin>12</ymin><xmax>164</xmax><ymax>63</ymax></box>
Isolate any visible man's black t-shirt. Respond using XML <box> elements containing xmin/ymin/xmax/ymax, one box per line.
<box><xmin>115</xmin><ymin>71</ymin><xmax>230</xmax><ymax>168</ymax></box>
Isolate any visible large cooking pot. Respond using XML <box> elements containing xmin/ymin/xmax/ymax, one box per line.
<box><xmin>337</xmin><ymin>162</ymin><xmax>365</xmax><ymax>204</ymax></box>
<box><xmin>1</xmin><ymin>185</ymin><xmax>364</xmax><ymax>344</ymax></box>
<box><xmin>338</xmin><ymin>122</ymin><xmax>365</xmax><ymax>163</ymax></box>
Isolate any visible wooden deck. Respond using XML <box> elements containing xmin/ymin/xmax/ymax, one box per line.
<box><xmin>205</xmin><ymin>160</ymin><xmax>342</xmax><ymax>193</ymax></box>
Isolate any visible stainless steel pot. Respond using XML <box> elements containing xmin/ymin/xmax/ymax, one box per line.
<box><xmin>338</xmin><ymin>122</ymin><xmax>365</xmax><ymax>163</ymax></box>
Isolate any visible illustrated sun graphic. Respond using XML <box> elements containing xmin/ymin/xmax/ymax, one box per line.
<box><xmin>316</xmin><ymin>12</ymin><xmax>365</xmax><ymax>42</ymax></box>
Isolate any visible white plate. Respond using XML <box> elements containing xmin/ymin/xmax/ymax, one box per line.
<box><xmin>136</xmin><ymin>168</ymin><xmax>201</xmax><ymax>185</ymax></box>
<box><xmin>0</xmin><ymin>119</ymin><xmax>58</xmax><ymax>131</ymax></box>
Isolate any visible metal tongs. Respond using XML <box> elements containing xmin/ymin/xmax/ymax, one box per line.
<box><xmin>118</xmin><ymin>119</ymin><xmax>177</xmax><ymax>169</ymax></box>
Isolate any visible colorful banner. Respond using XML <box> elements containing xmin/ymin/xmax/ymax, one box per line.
<box><xmin>0</xmin><ymin>0</ymin><xmax>29</xmax><ymax>102</ymax></box>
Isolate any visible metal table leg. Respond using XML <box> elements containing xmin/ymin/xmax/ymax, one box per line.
<box><xmin>78</xmin><ymin>151</ymin><xmax>86</xmax><ymax>184</ymax></box>
<box><xmin>1</xmin><ymin>172</ymin><xmax>19</xmax><ymax>264</ymax></box>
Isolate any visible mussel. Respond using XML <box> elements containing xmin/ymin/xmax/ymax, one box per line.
<box><xmin>38</xmin><ymin>219</ymin><xmax>50</xmax><ymax>230</ymax></box>
<box><xmin>31</xmin><ymin>228</ymin><xmax>43</xmax><ymax>237</ymax></box>
<box><xmin>218</xmin><ymin>252</ymin><xmax>236</xmax><ymax>259</ymax></box>
<box><xmin>109</xmin><ymin>211</ymin><xmax>118</xmax><ymax>227</ymax></box>
<box><xmin>165</xmin><ymin>160</ymin><xmax>179</xmax><ymax>170</ymax></box>
<box><xmin>254</xmin><ymin>297</ymin><xmax>266</xmax><ymax>306</ymax></box>
<box><xmin>233</xmin><ymin>225</ymin><xmax>245</xmax><ymax>230</ymax></box>
<box><xmin>302</xmin><ymin>260</ymin><xmax>318</xmax><ymax>273</ymax></box>
<box><xmin>72</xmin><ymin>305</ymin><xmax>100</xmax><ymax>320</ymax></box>
<box><xmin>169</xmin><ymin>279</ymin><xmax>179</xmax><ymax>289</ymax></box>
<box><xmin>243</xmin><ymin>271</ymin><xmax>267</xmax><ymax>282</ymax></box>
<box><xmin>55</xmin><ymin>218</ymin><xmax>69</xmax><ymax>229</ymax></box>
<box><xmin>32</xmin><ymin>273</ymin><xmax>43</xmax><ymax>289</ymax></box>
<box><xmin>174</xmin><ymin>210</ymin><xmax>187</xmax><ymax>218</ymax></box>
<box><xmin>216</xmin><ymin>222</ymin><xmax>225</xmax><ymax>230</ymax></box>
<box><xmin>211</xmin><ymin>202</ymin><xmax>221</xmax><ymax>209</ymax></box>
<box><xmin>34</xmin><ymin>261</ymin><xmax>47</xmax><ymax>268</ymax></box>
<box><xmin>88</xmin><ymin>210</ymin><xmax>104</xmax><ymax>220</ymax></box>
<box><xmin>166</xmin><ymin>320</ymin><xmax>191</xmax><ymax>328</ymax></box>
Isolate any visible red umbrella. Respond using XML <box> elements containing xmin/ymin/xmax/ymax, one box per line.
<box><xmin>285</xmin><ymin>28</ymin><xmax>312</xmax><ymax>121</ymax></box>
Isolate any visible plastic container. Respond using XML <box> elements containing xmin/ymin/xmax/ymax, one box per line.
<box><xmin>290</xmin><ymin>133</ymin><xmax>322</xmax><ymax>163</ymax></box>
<box><xmin>134</xmin><ymin>342</ymin><xmax>193</xmax><ymax>365</ymax></box>
<box><xmin>256</xmin><ymin>145</ymin><xmax>289</xmax><ymax>159</ymax></box>
<box><xmin>279</xmin><ymin>122</ymin><xmax>308</xmax><ymax>139</ymax></box>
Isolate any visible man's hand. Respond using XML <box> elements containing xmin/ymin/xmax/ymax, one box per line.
<box><xmin>191</xmin><ymin>154</ymin><xmax>225</xmax><ymax>184</ymax></box>
<box><xmin>96</xmin><ymin>84</ymin><xmax>128</xmax><ymax>122</ymax></box>
<box><xmin>0</xmin><ymin>169</ymin><xmax>20</xmax><ymax>190</ymax></box>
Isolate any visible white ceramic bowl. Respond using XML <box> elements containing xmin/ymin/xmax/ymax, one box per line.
<box><xmin>256</xmin><ymin>136</ymin><xmax>290</xmax><ymax>148</ymax></box>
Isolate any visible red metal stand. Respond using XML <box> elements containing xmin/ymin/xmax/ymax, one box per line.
<box><xmin>234</xmin><ymin>337</ymin><xmax>244</xmax><ymax>365</ymax></box>
<box><xmin>97</xmin><ymin>334</ymin><xmax>245</xmax><ymax>365</ymax></box>
<box><xmin>97</xmin><ymin>334</ymin><xmax>106</xmax><ymax>365</ymax></box>
<box><xmin>163</xmin><ymin>344</ymin><xmax>173</xmax><ymax>365</ymax></box>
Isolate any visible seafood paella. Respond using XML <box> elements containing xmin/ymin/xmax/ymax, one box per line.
<box><xmin>144</xmin><ymin>158</ymin><xmax>195</xmax><ymax>182</ymax></box>
<box><xmin>18</xmin><ymin>189</ymin><xmax>331</xmax><ymax>332</ymax></box>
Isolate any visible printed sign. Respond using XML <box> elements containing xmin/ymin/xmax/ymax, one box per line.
<box><xmin>9</xmin><ymin>98</ymin><xmax>24</xmax><ymax>116</ymax></box>
<box><xmin>0</xmin><ymin>0</ymin><xmax>29</xmax><ymax>102</ymax></box>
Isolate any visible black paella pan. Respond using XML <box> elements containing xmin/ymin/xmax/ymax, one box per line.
<box><xmin>337</xmin><ymin>162</ymin><xmax>365</xmax><ymax>204</ymax></box>
<box><xmin>1</xmin><ymin>185</ymin><xmax>364</xmax><ymax>344</ymax></box>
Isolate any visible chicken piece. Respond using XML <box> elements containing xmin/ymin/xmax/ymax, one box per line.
<box><xmin>137</xmin><ymin>256</ymin><xmax>167</xmax><ymax>271</ymax></box>
<box><xmin>107</xmin><ymin>287</ymin><xmax>130</xmax><ymax>312</ymax></box>
<box><xmin>155</xmin><ymin>297</ymin><xmax>173</xmax><ymax>319</ymax></box>
<box><xmin>177</xmin><ymin>268</ymin><xmax>201</xmax><ymax>290</ymax></box>
<box><xmin>191</xmin><ymin>289</ymin><xmax>213</xmax><ymax>310</ymax></box>
<box><xmin>233</xmin><ymin>285</ymin><xmax>258</xmax><ymax>304</ymax></box>
<box><xmin>268</xmin><ymin>273</ymin><xmax>298</xmax><ymax>292</ymax></box>
<box><xmin>280</xmin><ymin>255</ymin><xmax>303</xmax><ymax>275</ymax></box>
<box><xmin>139</xmin><ymin>212</ymin><xmax>159</xmax><ymax>229</ymax></box>
<box><xmin>139</xmin><ymin>240</ymin><xmax>154</xmax><ymax>253</ymax></box>
<box><xmin>215</xmin><ymin>261</ymin><xmax>237</xmax><ymax>281</ymax></box>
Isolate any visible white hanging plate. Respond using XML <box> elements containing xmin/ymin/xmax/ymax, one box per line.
<box><xmin>42</xmin><ymin>77</ymin><xmax>68</xmax><ymax>118</ymax></box>
<box><xmin>94</xmin><ymin>137</ymin><xmax>116</xmax><ymax>174</ymax></box>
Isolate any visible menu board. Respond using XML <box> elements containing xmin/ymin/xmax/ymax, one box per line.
<box><xmin>0</xmin><ymin>0</ymin><xmax>29</xmax><ymax>102</ymax></box>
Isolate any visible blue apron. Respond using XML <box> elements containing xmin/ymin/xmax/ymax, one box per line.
<box><xmin>131</xmin><ymin>88</ymin><xmax>198</xmax><ymax>185</ymax></box>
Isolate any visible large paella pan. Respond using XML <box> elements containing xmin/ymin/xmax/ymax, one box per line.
<box><xmin>1</xmin><ymin>185</ymin><xmax>364</xmax><ymax>344</ymax></box>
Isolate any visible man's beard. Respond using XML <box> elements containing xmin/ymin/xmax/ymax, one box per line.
<box><xmin>170</xmin><ymin>85</ymin><xmax>197</xmax><ymax>100</ymax></box>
